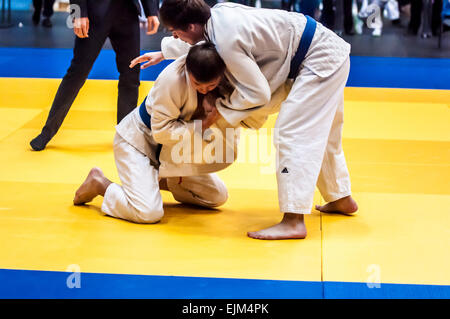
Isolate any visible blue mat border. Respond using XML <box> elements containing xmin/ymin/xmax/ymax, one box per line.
<box><xmin>1</xmin><ymin>47</ymin><xmax>450</xmax><ymax>89</ymax></box>
<box><xmin>0</xmin><ymin>47</ymin><xmax>172</xmax><ymax>82</ymax></box>
<box><xmin>0</xmin><ymin>268</ymin><xmax>448</xmax><ymax>299</ymax></box>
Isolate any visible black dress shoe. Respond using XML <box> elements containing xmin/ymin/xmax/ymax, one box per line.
<box><xmin>42</xmin><ymin>17</ymin><xmax>52</xmax><ymax>28</ymax></box>
<box><xmin>32</xmin><ymin>11</ymin><xmax>40</xmax><ymax>25</ymax></box>
<box><xmin>30</xmin><ymin>133</ymin><xmax>51</xmax><ymax>151</ymax></box>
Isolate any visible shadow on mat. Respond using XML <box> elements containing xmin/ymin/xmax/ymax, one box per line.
<box><xmin>71</xmin><ymin>201</ymin><xmax>222</xmax><ymax>223</ymax></box>
<box><xmin>39</xmin><ymin>143</ymin><xmax>113</xmax><ymax>153</ymax></box>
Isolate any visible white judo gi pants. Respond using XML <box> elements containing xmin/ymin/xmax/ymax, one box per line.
<box><xmin>275</xmin><ymin>57</ymin><xmax>352</xmax><ymax>214</ymax></box>
<box><xmin>101</xmin><ymin>134</ymin><xmax>228</xmax><ymax>224</ymax></box>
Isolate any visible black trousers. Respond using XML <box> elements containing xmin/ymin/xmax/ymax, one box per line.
<box><xmin>409</xmin><ymin>0</ymin><xmax>443</xmax><ymax>34</ymax></box>
<box><xmin>32</xmin><ymin>0</ymin><xmax>55</xmax><ymax>18</ymax></box>
<box><xmin>39</xmin><ymin>0</ymin><xmax>140</xmax><ymax>140</ymax></box>
<box><xmin>321</xmin><ymin>0</ymin><xmax>353</xmax><ymax>33</ymax></box>
<box><xmin>409</xmin><ymin>0</ymin><xmax>422</xmax><ymax>33</ymax></box>
<box><xmin>432</xmin><ymin>0</ymin><xmax>443</xmax><ymax>34</ymax></box>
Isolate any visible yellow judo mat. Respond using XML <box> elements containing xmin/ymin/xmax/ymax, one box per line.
<box><xmin>0</xmin><ymin>78</ymin><xmax>449</xmax><ymax>298</ymax></box>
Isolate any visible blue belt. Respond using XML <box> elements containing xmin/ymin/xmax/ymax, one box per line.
<box><xmin>139</xmin><ymin>96</ymin><xmax>151</xmax><ymax>129</ymax></box>
<box><xmin>138</xmin><ymin>96</ymin><xmax>163</xmax><ymax>161</ymax></box>
<box><xmin>288</xmin><ymin>15</ymin><xmax>317</xmax><ymax>79</ymax></box>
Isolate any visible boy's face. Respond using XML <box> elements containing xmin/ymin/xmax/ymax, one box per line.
<box><xmin>188</xmin><ymin>73</ymin><xmax>221</xmax><ymax>95</ymax></box>
<box><xmin>168</xmin><ymin>24</ymin><xmax>204</xmax><ymax>45</ymax></box>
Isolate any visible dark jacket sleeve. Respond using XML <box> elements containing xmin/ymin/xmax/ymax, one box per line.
<box><xmin>141</xmin><ymin>0</ymin><xmax>159</xmax><ymax>17</ymax></box>
<box><xmin>70</xmin><ymin>0</ymin><xmax>88</xmax><ymax>18</ymax></box>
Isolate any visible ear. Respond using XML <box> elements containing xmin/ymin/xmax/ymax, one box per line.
<box><xmin>191</xmin><ymin>23</ymin><xmax>204</xmax><ymax>33</ymax></box>
<box><xmin>187</xmin><ymin>23</ymin><xmax>196</xmax><ymax>32</ymax></box>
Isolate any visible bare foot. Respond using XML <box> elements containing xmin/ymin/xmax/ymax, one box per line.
<box><xmin>315</xmin><ymin>195</ymin><xmax>358</xmax><ymax>215</ymax></box>
<box><xmin>247</xmin><ymin>213</ymin><xmax>307</xmax><ymax>240</ymax></box>
<box><xmin>73</xmin><ymin>167</ymin><xmax>111</xmax><ymax>205</ymax></box>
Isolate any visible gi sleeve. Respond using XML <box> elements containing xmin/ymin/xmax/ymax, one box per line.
<box><xmin>161</xmin><ymin>36</ymin><xmax>192</xmax><ymax>60</ymax></box>
<box><xmin>149</xmin><ymin>71</ymin><xmax>197</xmax><ymax>146</ymax></box>
<box><xmin>216</xmin><ymin>40</ymin><xmax>271</xmax><ymax>111</ymax></box>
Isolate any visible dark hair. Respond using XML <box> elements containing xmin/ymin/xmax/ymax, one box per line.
<box><xmin>186</xmin><ymin>42</ymin><xmax>226</xmax><ymax>83</ymax></box>
<box><xmin>160</xmin><ymin>0</ymin><xmax>211</xmax><ymax>31</ymax></box>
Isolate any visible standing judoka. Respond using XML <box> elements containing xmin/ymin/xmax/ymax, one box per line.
<box><xmin>30</xmin><ymin>0</ymin><xmax>160</xmax><ymax>151</ymax></box>
<box><xmin>73</xmin><ymin>43</ymin><xmax>239</xmax><ymax>223</ymax></box>
<box><xmin>130</xmin><ymin>0</ymin><xmax>358</xmax><ymax>239</ymax></box>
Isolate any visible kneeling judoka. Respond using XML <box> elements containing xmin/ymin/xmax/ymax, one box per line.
<box><xmin>73</xmin><ymin>43</ymin><xmax>239</xmax><ymax>224</ymax></box>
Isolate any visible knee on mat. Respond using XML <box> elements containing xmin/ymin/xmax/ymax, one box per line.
<box><xmin>133</xmin><ymin>206</ymin><xmax>164</xmax><ymax>224</ymax></box>
<box><xmin>206</xmin><ymin>186</ymin><xmax>229</xmax><ymax>208</ymax></box>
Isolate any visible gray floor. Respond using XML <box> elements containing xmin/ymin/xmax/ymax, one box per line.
<box><xmin>0</xmin><ymin>10</ymin><xmax>449</xmax><ymax>57</ymax></box>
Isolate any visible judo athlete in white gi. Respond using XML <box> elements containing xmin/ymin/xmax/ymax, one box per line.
<box><xmin>130</xmin><ymin>0</ymin><xmax>359</xmax><ymax>239</ymax></box>
<box><xmin>73</xmin><ymin>43</ymin><xmax>239</xmax><ymax>224</ymax></box>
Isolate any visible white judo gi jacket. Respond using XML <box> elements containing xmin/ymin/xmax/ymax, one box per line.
<box><xmin>115</xmin><ymin>55</ymin><xmax>240</xmax><ymax>178</ymax></box>
<box><xmin>161</xmin><ymin>3</ymin><xmax>351</xmax><ymax>129</ymax></box>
